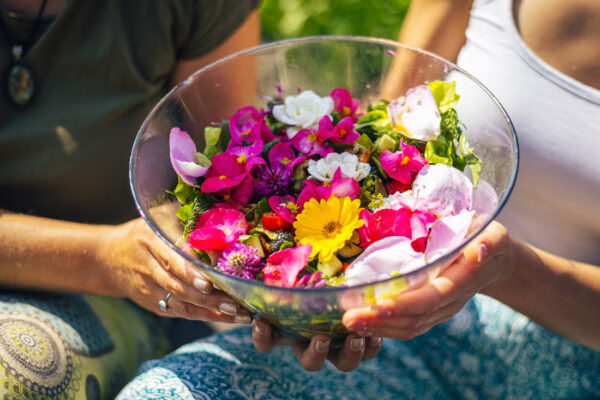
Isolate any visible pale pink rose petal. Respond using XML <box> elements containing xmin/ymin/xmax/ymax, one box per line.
<box><xmin>344</xmin><ymin>236</ymin><xmax>426</xmax><ymax>286</ymax></box>
<box><xmin>424</xmin><ymin>209</ymin><xmax>475</xmax><ymax>263</ymax></box>
<box><xmin>413</xmin><ymin>164</ymin><xmax>473</xmax><ymax>217</ymax></box>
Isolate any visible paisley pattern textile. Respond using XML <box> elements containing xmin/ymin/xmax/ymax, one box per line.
<box><xmin>118</xmin><ymin>295</ymin><xmax>600</xmax><ymax>400</ymax></box>
<box><xmin>0</xmin><ymin>292</ymin><xmax>169</xmax><ymax>400</ymax></box>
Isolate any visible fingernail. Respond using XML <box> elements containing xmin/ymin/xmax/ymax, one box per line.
<box><xmin>193</xmin><ymin>278</ymin><xmax>211</xmax><ymax>294</ymax></box>
<box><xmin>254</xmin><ymin>323</ymin><xmax>266</xmax><ymax>336</ymax></box>
<box><xmin>478</xmin><ymin>243</ymin><xmax>488</xmax><ymax>263</ymax></box>
<box><xmin>234</xmin><ymin>314</ymin><xmax>252</xmax><ymax>324</ymax></box>
<box><xmin>315</xmin><ymin>339</ymin><xmax>330</xmax><ymax>354</ymax></box>
<box><xmin>377</xmin><ymin>309</ymin><xmax>392</xmax><ymax>318</ymax></box>
<box><xmin>370</xmin><ymin>336</ymin><xmax>383</xmax><ymax>347</ymax></box>
<box><xmin>218</xmin><ymin>302</ymin><xmax>237</xmax><ymax>316</ymax></box>
<box><xmin>350</xmin><ymin>338</ymin><xmax>365</xmax><ymax>352</ymax></box>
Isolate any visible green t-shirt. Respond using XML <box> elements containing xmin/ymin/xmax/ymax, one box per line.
<box><xmin>0</xmin><ymin>0</ymin><xmax>257</xmax><ymax>223</ymax></box>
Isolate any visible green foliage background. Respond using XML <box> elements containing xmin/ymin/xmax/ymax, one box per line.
<box><xmin>259</xmin><ymin>0</ymin><xmax>411</xmax><ymax>42</ymax></box>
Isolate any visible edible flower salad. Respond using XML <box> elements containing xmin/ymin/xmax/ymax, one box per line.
<box><xmin>168</xmin><ymin>81</ymin><xmax>498</xmax><ymax>288</ymax></box>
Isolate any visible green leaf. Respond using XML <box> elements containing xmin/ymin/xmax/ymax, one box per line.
<box><xmin>254</xmin><ymin>197</ymin><xmax>273</xmax><ymax>222</ymax></box>
<box><xmin>355</xmin><ymin>109</ymin><xmax>390</xmax><ymax>132</ymax></box>
<box><xmin>173</xmin><ymin>177</ymin><xmax>196</xmax><ymax>204</ymax></box>
<box><xmin>203</xmin><ymin>126</ymin><xmax>222</xmax><ymax>158</ymax></box>
<box><xmin>176</xmin><ymin>202</ymin><xmax>194</xmax><ymax>222</ymax></box>
<box><xmin>424</xmin><ymin>137</ymin><xmax>454</xmax><ymax>167</ymax></box>
<box><xmin>217</xmin><ymin>120</ymin><xmax>232</xmax><ymax>151</ymax></box>
<box><xmin>181</xmin><ymin>193</ymin><xmax>217</xmax><ymax>238</ymax></box>
<box><xmin>458</xmin><ymin>133</ymin><xmax>482</xmax><ymax>186</ymax></box>
<box><xmin>355</xmin><ymin>133</ymin><xmax>373</xmax><ymax>150</ymax></box>
<box><xmin>428</xmin><ymin>80</ymin><xmax>460</xmax><ymax>113</ymax></box>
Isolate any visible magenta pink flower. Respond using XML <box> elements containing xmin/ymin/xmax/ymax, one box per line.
<box><xmin>357</xmin><ymin>208</ymin><xmax>412</xmax><ymax>249</ymax></box>
<box><xmin>268</xmin><ymin>195</ymin><xmax>298</xmax><ymax>224</ymax></box>
<box><xmin>229</xmin><ymin>106</ymin><xmax>274</xmax><ymax>144</ymax></box>
<box><xmin>269</xmin><ymin>142</ymin><xmax>306</xmax><ymax>170</ymax></box>
<box><xmin>380</xmin><ymin>140</ymin><xmax>427</xmax><ymax>184</ymax></box>
<box><xmin>201</xmin><ymin>153</ymin><xmax>246</xmax><ymax>193</ymax></box>
<box><xmin>328</xmin><ymin>167</ymin><xmax>360</xmax><ymax>200</ymax></box>
<box><xmin>262</xmin><ymin>244</ymin><xmax>312</xmax><ymax>287</ymax></box>
<box><xmin>326</xmin><ymin>116</ymin><xmax>359</xmax><ymax>144</ymax></box>
<box><xmin>392</xmin><ymin>195</ymin><xmax>438</xmax><ymax>252</ymax></box>
<box><xmin>226</xmin><ymin>139</ymin><xmax>264</xmax><ymax>166</ymax></box>
<box><xmin>292</xmin><ymin>117</ymin><xmax>334</xmax><ymax>157</ymax></box>
<box><xmin>188</xmin><ymin>208</ymin><xmax>248</xmax><ymax>251</ymax></box>
<box><xmin>330</xmin><ymin>88</ymin><xmax>360</xmax><ymax>121</ymax></box>
<box><xmin>169</xmin><ymin>127</ymin><xmax>209</xmax><ymax>186</ymax></box>
<box><xmin>296</xmin><ymin>168</ymin><xmax>360</xmax><ymax>211</ymax></box>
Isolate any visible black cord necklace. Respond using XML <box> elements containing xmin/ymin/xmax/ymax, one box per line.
<box><xmin>0</xmin><ymin>0</ymin><xmax>49</xmax><ymax>107</ymax></box>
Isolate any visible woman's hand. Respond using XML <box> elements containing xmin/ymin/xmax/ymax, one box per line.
<box><xmin>251</xmin><ymin>320</ymin><xmax>383</xmax><ymax>372</ymax></box>
<box><xmin>342</xmin><ymin>222</ymin><xmax>511</xmax><ymax>339</ymax></box>
<box><xmin>99</xmin><ymin>218</ymin><xmax>252</xmax><ymax>324</ymax></box>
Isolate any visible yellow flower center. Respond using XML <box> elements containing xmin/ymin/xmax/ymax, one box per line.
<box><xmin>285</xmin><ymin>201</ymin><xmax>299</xmax><ymax>214</ymax></box>
<box><xmin>338</xmin><ymin>128</ymin><xmax>347</xmax><ymax>137</ymax></box>
<box><xmin>237</xmin><ymin>154</ymin><xmax>248</xmax><ymax>164</ymax></box>
<box><xmin>308</xmin><ymin>132</ymin><xmax>318</xmax><ymax>142</ymax></box>
<box><xmin>219</xmin><ymin>175</ymin><xmax>227</xmax><ymax>179</ymax></box>
<box><xmin>342</xmin><ymin>106</ymin><xmax>351</xmax><ymax>116</ymax></box>
<box><xmin>400</xmin><ymin>156</ymin><xmax>411</xmax><ymax>166</ymax></box>
<box><xmin>241</xmin><ymin>129</ymin><xmax>251</xmax><ymax>137</ymax></box>
<box><xmin>323</xmin><ymin>222</ymin><xmax>342</xmax><ymax>238</ymax></box>
<box><xmin>281</xmin><ymin>157</ymin><xmax>291</xmax><ymax>165</ymax></box>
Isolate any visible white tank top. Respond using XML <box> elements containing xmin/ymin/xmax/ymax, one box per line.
<box><xmin>457</xmin><ymin>0</ymin><xmax>600</xmax><ymax>264</ymax></box>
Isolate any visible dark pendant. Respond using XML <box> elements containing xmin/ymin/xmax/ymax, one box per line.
<box><xmin>6</xmin><ymin>62</ymin><xmax>36</xmax><ymax>107</ymax></box>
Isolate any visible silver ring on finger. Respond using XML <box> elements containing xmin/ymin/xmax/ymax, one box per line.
<box><xmin>158</xmin><ymin>292</ymin><xmax>172</xmax><ymax>312</ymax></box>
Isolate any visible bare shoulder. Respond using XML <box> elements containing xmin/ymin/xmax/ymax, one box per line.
<box><xmin>516</xmin><ymin>0</ymin><xmax>600</xmax><ymax>89</ymax></box>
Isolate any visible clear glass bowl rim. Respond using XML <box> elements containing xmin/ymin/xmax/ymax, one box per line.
<box><xmin>129</xmin><ymin>35</ymin><xmax>519</xmax><ymax>293</ymax></box>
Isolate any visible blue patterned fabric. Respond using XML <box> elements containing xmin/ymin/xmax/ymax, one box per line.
<box><xmin>117</xmin><ymin>295</ymin><xmax>600</xmax><ymax>400</ymax></box>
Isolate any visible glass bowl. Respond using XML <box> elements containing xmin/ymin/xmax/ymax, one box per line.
<box><xmin>130</xmin><ymin>36</ymin><xmax>518</xmax><ymax>346</ymax></box>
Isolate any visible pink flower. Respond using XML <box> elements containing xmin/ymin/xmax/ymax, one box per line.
<box><xmin>229</xmin><ymin>106</ymin><xmax>274</xmax><ymax>145</ymax></box>
<box><xmin>226</xmin><ymin>139</ymin><xmax>264</xmax><ymax>166</ymax></box>
<box><xmin>292</xmin><ymin>116</ymin><xmax>335</xmax><ymax>157</ymax></box>
<box><xmin>188</xmin><ymin>208</ymin><xmax>248</xmax><ymax>251</ymax></box>
<box><xmin>326</xmin><ymin>116</ymin><xmax>359</xmax><ymax>144</ymax></box>
<box><xmin>295</xmin><ymin>168</ymin><xmax>360</xmax><ymax>211</ymax></box>
<box><xmin>201</xmin><ymin>153</ymin><xmax>246</xmax><ymax>193</ymax></box>
<box><xmin>380</xmin><ymin>140</ymin><xmax>427</xmax><ymax>184</ymax></box>
<box><xmin>357</xmin><ymin>208</ymin><xmax>412</xmax><ymax>249</ymax></box>
<box><xmin>262</xmin><ymin>244</ymin><xmax>312</xmax><ymax>287</ymax></box>
<box><xmin>268</xmin><ymin>142</ymin><xmax>306</xmax><ymax>170</ymax></box>
<box><xmin>268</xmin><ymin>195</ymin><xmax>298</xmax><ymax>224</ymax></box>
<box><xmin>424</xmin><ymin>209</ymin><xmax>475</xmax><ymax>262</ymax></box>
<box><xmin>392</xmin><ymin>194</ymin><xmax>438</xmax><ymax>253</ymax></box>
<box><xmin>169</xmin><ymin>127</ymin><xmax>209</xmax><ymax>186</ymax></box>
<box><xmin>330</xmin><ymin>88</ymin><xmax>360</xmax><ymax>121</ymax></box>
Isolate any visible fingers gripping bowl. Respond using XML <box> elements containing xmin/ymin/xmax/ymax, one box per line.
<box><xmin>130</xmin><ymin>36</ymin><xmax>518</xmax><ymax>346</ymax></box>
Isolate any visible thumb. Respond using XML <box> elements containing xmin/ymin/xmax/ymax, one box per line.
<box><xmin>463</xmin><ymin>221</ymin><xmax>509</xmax><ymax>267</ymax></box>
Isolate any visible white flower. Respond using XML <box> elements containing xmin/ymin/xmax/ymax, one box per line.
<box><xmin>272</xmin><ymin>90</ymin><xmax>334</xmax><ymax>139</ymax></box>
<box><xmin>307</xmin><ymin>152</ymin><xmax>370</xmax><ymax>182</ymax></box>
<box><xmin>387</xmin><ymin>85</ymin><xmax>441</xmax><ymax>141</ymax></box>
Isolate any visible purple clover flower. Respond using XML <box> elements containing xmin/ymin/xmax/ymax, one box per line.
<box><xmin>216</xmin><ymin>243</ymin><xmax>262</xmax><ymax>280</ymax></box>
<box><xmin>254</xmin><ymin>164</ymin><xmax>292</xmax><ymax>197</ymax></box>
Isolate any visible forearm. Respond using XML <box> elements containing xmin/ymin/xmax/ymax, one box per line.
<box><xmin>0</xmin><ymin>211</ymin><xmax>113</xmax><ymax>295</ymax></box>
<box><xmin>481</xmin><ymin>237</ymin><xmax>600</xmax><ymax>350</ymax></box>
<box><xmin>398</xmin><ymin>0</ymin><xmax>473</xmax><ymax>62</ymax></box>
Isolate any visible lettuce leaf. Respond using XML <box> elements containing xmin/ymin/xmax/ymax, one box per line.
<box><xmin>428</xmin><ymin>80</ymin><xmax>460</xmax><ymax>114</ymax></box>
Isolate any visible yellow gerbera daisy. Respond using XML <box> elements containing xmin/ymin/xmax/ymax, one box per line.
<box><xmin>293</xmin><ymin>196</ymin><xmax>364</xmax><ymax>262</ymax></box>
